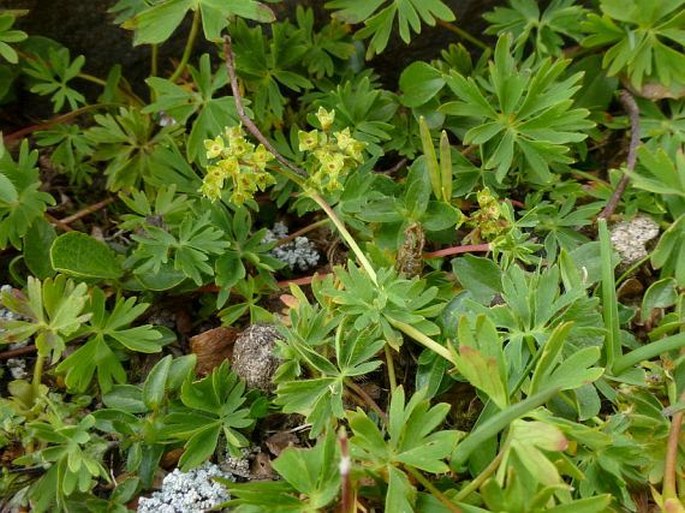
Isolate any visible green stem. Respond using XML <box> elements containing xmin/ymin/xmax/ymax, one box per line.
<box><xmin>32</xmin><ymin>354</ymin><xmax>44</xmax><ymax>402</ymax></box>
<box><xmin>310</xmin><ymin>191</ymin><xmax>378</xmax><ymax>285</ymax></box>
<box><xmin>404</xmin><ymin>466</ymin><xmax>463</xmax><ymax>513</ymax></box>
<box><xmin>169</xmin><ymin>9</ymin><xmax>200</xmax><ymax>83</ymax></box>
<box><xmin>384</xmin><ymin>345</ymin><xmax>397</xmax><ymax>393</ymax></box>
<box><xmin>387</xmin><ymin>317</ymin><xmax>456</xmax><ymax>365</ymax></box>
<box><xmin>454</xmin><ymin>452</ymin><xmax>503</xmax><ymax>502</ymax></box>
<box><xmin>598</xmin><ymin>218</ymin><xmax>621</xmax><ymax>373</ymax></box>
<box><xmin>437</xmin><ymin>19</ymin><xmax>490</xmax><ymax>51</ymax></box>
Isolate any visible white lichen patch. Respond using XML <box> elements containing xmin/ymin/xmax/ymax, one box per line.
<box><xmin>263</xmin><ymin>221</ymin><xmax>320</xmax><ymax>271</ymax></box>
<box><xmin>136</xmin><ymin>462</ymin><xmax>232</xmax><ymax>513</ymax></box>
<box><xmin>610</xmin><ymin>215</ymin><xmax>660</xmax><ymax>265</ymax></box>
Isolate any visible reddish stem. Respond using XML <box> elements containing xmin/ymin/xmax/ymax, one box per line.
<box><xmin>423</xmin><ymin>243</ymin><xmax>490</xmax><ymax>259</ymax></box>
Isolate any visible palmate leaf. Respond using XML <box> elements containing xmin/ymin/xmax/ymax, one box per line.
<box><xmin>0</xmin><ymin>140</ymin><xmax>55</xmax><ymax>250</ymax></box>
<box><xmin>22</xmin><ymin>46</ymin><xmax>85</xmax><ymax>112</ymax></box>
<box><xmin>120</xmin><ymin>0</ymin><xmax>275</xmax><ymax>46</ymax></box>
<box><xmin>440</xmin><ymin>34</ymin><xmax>593</xmax><ymax>184</ymax></box>
<box><xmin>127</xmin><ymin>211</ymin><xmax>230</xmax><ymax>286</ymax></box>
<box><xmin>581</xmin><ymin>0</ymin><xmax>685</xmax><ymax>91</ymax></box>
<box><xmin>224</xmin><ymin>430</ymin><xmax>340</xmax><ymax>512</ymax></box>
<box><xmin>275</xmin><ymin>328</ymin><xmax>384</xmax><ymax>437</ymax></box>
<box><xmin>231</xmin><ymin>19</ymin><xmax>313</xmax><ymax>124</ymax></box>
<box><xmin>0</xmin><ymin>275</ymin><xmax>90</xmax><ymax>363</ymax></box>
<box><xmin>56</xmin><ymin>288</ymin><xmax>166</xmax><ymax>393</ymax></box>
<box><xmin>163</xmin><ymin>361</ymin><xmax>254</xmax><ymax>469</ymax></box>
<box><xmin>143</xmin><ymin>54</ymin><xmax>241</xmax><ymax>162</ymax></box>
<box><xmin>326</xmin><ymin>0</ymin><xmax>455</xmax><ymax>59</ymax></box>
<box><xmin>85</xmin><ymin>107</ymin><xmax>184</xmax><ymax>191</ymax></box>
<box><xmin>484</xmin><ymin>0</ymin><xmax>587</xmax><ymax>58</ymax></box>
<box><xmin>348</xmin><ymin>386</ymin><xmax>461</xmax><ymax>512</ymax></box>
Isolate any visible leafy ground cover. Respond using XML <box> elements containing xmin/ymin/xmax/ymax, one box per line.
<box><xmin>1</xmin><ymin>0</ymin><xmax>685</xmax><ymax>511</ymax></box>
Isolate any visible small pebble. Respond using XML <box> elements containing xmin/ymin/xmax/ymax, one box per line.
<box><xmin>610</xmin><ymin>215</ymin><xmax>660</xmax><ymax>265</ymax></box>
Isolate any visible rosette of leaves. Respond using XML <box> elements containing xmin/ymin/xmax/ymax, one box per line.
<box><xmin>323</xmin><ymin>262</ymin><xmax>442</xmax><ymax>350</ymax></box>
<box><xmin>85</xmin><ymin>107</ymin><xmax>184</xmax><ymax>191</ymax></box>
<box><xmin>581</xmin><ymin>0</ymin><xmax>685</xmax><ymax>96</ymax></box>
<box><xmin>0</xmin><ymin>140</ymin><xmax>55</xmax><ymax>250</ymax></box>
<box><xmin>484</xmin><ymin>0</ymin><xmax>587</xmax><ymax>58</ymax></box>
<box><xmin>439</xmin><ymin>34</ymin><xmax>594</xmax><ymax>184</ymax></box>
<box><xmin>13</xmin><ymin>414</ymin><xmax>110</xmax><ymax>513</ymax></box>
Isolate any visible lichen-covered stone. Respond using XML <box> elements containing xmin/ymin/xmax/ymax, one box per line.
<box><xmin>231</xmin><ymin>324</ymin><xmax>281</xmax><ymax>392</ymax></box>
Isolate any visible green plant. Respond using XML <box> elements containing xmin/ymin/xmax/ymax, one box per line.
<box><xmin>3</xmin><ymin>0</ymin><xmax>685</xmax><ymax>511</ymax></box>
<box><xmin>440</xmin><ymin>34</ymin><xmax>594</xmax><ymax>184</ymax></box>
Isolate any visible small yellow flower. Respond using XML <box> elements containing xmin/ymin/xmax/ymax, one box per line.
<box><xmin>318</xmin><ymin>151</ymin><xmax>345</xmax><ymax>175</ymax></box>
<box><xmin>230</xmin><ymin>137</ymin><xmax>253</xmax><ymax>157</ymax></box>
<box><xmin>315</xmin><ymin>107</ymin><xmax>335</xmax><ymax>131</ymax></box>
<box><xmin>298</xmin><ymin>130</ymin><xmax>319</xmax><ymax>152</ymax></box>
<box><xmin>251</xmin><ymin>144</ymin><xmax>274</xmax><ymax>170</ymax></box>
<box><xmin>334</xmin><ymin>127</ymin><xmax>353</xmax><ymax>151</ymax></box>
<box><xmin>204</xmin><ymin>136</ymin><xmax>225</xmax><ymax>159</ymax></box>
<box><xmin>346</xmin><ymin>139</ymin><xmax>366</xmax><ymax>163</ymax></box>
<box><xmin>218</xmin><ymin>157</ymin><xmax>240</xmax><ymax>176</ymax></box>
<box><xmin>224</xmin><ymin>125</ymin><xmax>244</xmax><ymax>145</ymax></box>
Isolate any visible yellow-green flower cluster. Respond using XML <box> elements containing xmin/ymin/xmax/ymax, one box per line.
<box><xmin>297</xmin><ymin>107</ymin><xmax>366</xmax><ymax>192</ymax></box>
<box><xmin>200</xmin><ymin>125</ymin><xmax>275</xmax><ymax>204</ymax></box>
<box><xmin>465</xmin><ymin>188</ymin><xmax>510</xmax><ymax>243</ymax></box>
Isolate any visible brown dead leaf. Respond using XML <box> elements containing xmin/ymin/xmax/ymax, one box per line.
<box><xmin>190</xmin><ymin>326</ymin><xmax>239</xmax><ymax>376</ymax></box>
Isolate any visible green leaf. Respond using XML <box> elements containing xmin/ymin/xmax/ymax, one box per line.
<box><xmin>50</xmin><ymin>232</ymin><xmax>123</xmax><ymax>280</ymax></box>
<box><xmin>23</xmin><ymin>218</ymin><xmax>56</xmax><ymax>279</ymax></box>
<box><xmin>327</xmin><ymin>0</ymin><xmax>455</xmax><ymax>58</ymax></box>
<box><xmin>641</xmin><ymin>278</ymin><xmax>678</xmax><ymax>320</ymax></box>
<box><xmin>400</xmin><ymin>62</ymin><xmax>445</xmax><ymax>107</ymax></box>
<box><xmin>453</xmin><ymin>315</ymin><xmax>508</xmax><ymax>409</ymax></box>
<box><xmin>451</xmin><ymin>254</ymin><xmax>502</xmax><ymax>304</ymax></box>
<box><xmin>143</xmin><ymin>355</ymin><xmax>173</xmax><ymax>411</ymax></box>
<box><xmin>0</xmin><ymin>140</ymin><xmax>55</xmax><ymax>250</ymax></box>
<box><xmin>451</xmin><ymin>387</ymin><xmax>559</xmax><ymax>467</ymax></box>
